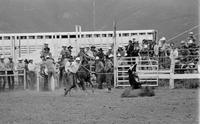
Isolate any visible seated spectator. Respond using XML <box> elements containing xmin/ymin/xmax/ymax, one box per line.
<box><xmin>126</xmin><ymin>40</ymin><xmax>134</xmax><ymax>57</ymax></box>
<box><xmin>132</xmin><ymin>41</ymin><xmax>140</xmax><ymax>57</ymax></box>
<box><xmin>117</xmin><ymin>45</ymin><xmax>125</xmax><ymax>57</ymax></box>
<box><xmin>91</xmin><ymin>45</ymin><xmax>98</xmax><ymax>57</ymax></box>
<box><xmin>96</xmin><ymin>48</ymin><xmax>105</xmax><ymax>63</ymax></box>
<box><xmin>106</xmin><ymin>47</ymin><xmax>113</xmax><ymax>57</ymax></box>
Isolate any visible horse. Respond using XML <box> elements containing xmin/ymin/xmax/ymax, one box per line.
<box><xmin>64</xmin><ymin>58</ymin><xmax>94</xmax><ymax>96</ymax></box>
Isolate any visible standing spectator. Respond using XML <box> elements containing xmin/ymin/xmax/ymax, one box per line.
<box><xmin>40</xmin><ymin>56</ymin><xmax>48</xmax><ymax>90</ymax></box>
<box><xmin>104</xmin><ymin>55</ymin><xmax>114</xmax><ymax>92</ymax></box>
<box><xmin>95</xmin><ymin>56</ymin><xmax>104</xmax><ymax>89</ymax></box>
<box><xmin>0</xmin><ymin>56</ymin><xmax>6</xmax><ymax>91</ymax></box>
<box><xmin>28</xmin><ymin>59</ymin><xmax>37</xmax><ymax>89</ymax></box>
<box><xmin>17</xmin><ymin>58</ymin><xmax>25</xmax><ymax>86</ymax></box>
<box><xmin>5</xmin><ymin>57</ymin><xmax>14</xmax><ymax>90</ymax></box>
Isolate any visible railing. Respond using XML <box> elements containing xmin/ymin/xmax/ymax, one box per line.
<box><xmin>0</xmin><ymin>69</ymin><xmax>26</xmax><ymax>90</ymax></box>
<box><xmin>115</xmin><ymin>53</ymin><xmax>200</xmax><ymax>88</ymax></box>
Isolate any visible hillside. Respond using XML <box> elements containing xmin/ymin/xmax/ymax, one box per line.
<box><xmin>0</xmin><ymin>0</ymin><xmax>198</xmax><ymax>42</ymax></box>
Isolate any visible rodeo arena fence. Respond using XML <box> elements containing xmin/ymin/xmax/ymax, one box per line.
<box><xmin>0</xmin><ymin>27</ymin><xmax>199</xmax><ymax>91</ymax></box>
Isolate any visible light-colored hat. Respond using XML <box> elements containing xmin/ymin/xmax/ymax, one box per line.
<box><xmin>160</xmin><ymin>37</ymin><xmax>166</xmax><ymax>41</ymax></box>
<box><xmin>75</xmin><ymin>57</ymin><xmax>81</xmax><ymax>61</ymax></box>
<box><xmin>96</xmin><ymin>56</ymin><xmax>100</xmax><ymax>60</ymax></box>
<box><xmin>18</xmin><ymin>57</ymin><xmax>22</xmax><ymax>60</ymax></box>
<box><xmin>188</xmin><ymin>40</ymin><xmax>193</xmax><ymax>44</ymax></box>
<box><xmin>46</xmin><ymin>55</ymin><xmax>50</xmax><ymax>59</ymax></box>
<box><xmin>181</xmin><ymin>40</ymin><xmax>185</xmax><ymax>44</ymax></box>
<box><xmin>189</xmin><ymin>32</ymin><xmax>194</xmax><ymax>35</ymax></box>
<box><xmin>0</xmin><ymin>56</ymin><xmax>4</xmax><ymax>59</ymax></box>
<box><xmin>80</xmin><ymin>46</ymin><xmax>84</xmax><ymax>49</ymax></box>
<box><xmin>119</xmin><ymin>45</ymin><xmax>123</xmax><ymax>48</ymax></box>
<box><xmin>109</xmin><ymin>54</ymin><xmax>113</xmax><ymax>58</ymax></box>
<box><xmin>108</xmin><ymin>47</ymin><xmax>112</xmax><ymax>49</ymax></box>
<box><xmin>117</xmin><ymin>53</ymin><xmax>121</xmax><ymax>57</ymax></box>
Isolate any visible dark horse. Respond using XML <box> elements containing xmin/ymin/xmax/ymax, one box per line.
<box><xmin>64</xmin><ymin>59</ymin><xmax>94</xmax><ymax>96</ymax></box>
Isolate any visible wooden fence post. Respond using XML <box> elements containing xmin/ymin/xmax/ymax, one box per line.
<box><xmin>36</xmin><ymin>71</ymin><xmax>40</xmax><ymax>92</ymax></box>
<box><xmin>169</xmin><ymin>56</ymin><xmax>175</xmax><ymax>89</ymax></box>
<box><xmin>24</xmin><ymin>70</ymin><xmax>26</xmax><ymax>90</ymax></box>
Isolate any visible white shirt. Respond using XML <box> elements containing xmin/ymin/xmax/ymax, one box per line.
<box><xmin>28</xmin><ymin>63</ymin><xmax>36</xmax><ymax>71</ymax></box>
<box><xmin>65</xmin><ymin>61</ymin><xmax>71</xmax><ymax>73</ymax></box>
<box><xmin>70</xmin><ymin>61</ymin><xmax>80</xmax><ymax>73</ymax></box>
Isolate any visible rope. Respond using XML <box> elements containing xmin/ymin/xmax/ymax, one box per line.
<box><xmin>167</xmin><ymin>25</ymin><xmax>199</xmax><ymax>42</ymax></box>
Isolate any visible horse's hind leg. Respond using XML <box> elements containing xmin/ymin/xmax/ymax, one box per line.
<box><xmin>88</xmin><ymin>81</ymin><xmax>94</xmax><ymax>93</ymax></box>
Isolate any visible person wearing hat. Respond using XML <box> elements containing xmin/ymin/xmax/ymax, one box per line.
<box><xmin>105</xmin><ymin>47</ymin><xmax>113</xmax><ymax>58</ymax></box>
<box><xmin>5</xmin><ymin>57</ymin><xmax>14</xmax><ymax>90</ymax></box>
<box><xmin>117</xmin><ymin>45</ymin><xmax>125</xmax><ymax>57</ymax></box>
<box><xmin>67</xmin><ymin>45</ymin><xmax>73</xmax><ymax>57</ymax></box>
<box><xmin>64</xmin><ymin>57</ymin><xmax>81</xmax><ymax>95</ymax></box>
<box><xmin>91</xmin><ymin>45</ymin><xmax>98</xmax><ymax>57</ymax></box>
<box><xmin>60</xmin><ymin>46</ymin><xmax>70</xmax><ymax>60</ymax></box>
<box><xmin>188</xmin><ymin>32</ymin><xmax>196</xmax><ymax>44</ymax></box>
<box><xmin>85</xmin><ymin>45</ymin><xmax>94</xmax><ymax>59</ymax></box>
<box><xmin>95</xmin><ymin>56</ymin><xmax>104</xmax><ymax>89</ymax></box>
<box><xmin>126</xmin><ymin>40</ymin><xmax>134</xmax><ymax>57</ymax></box>
<box><xmin>40</xmin><ymin>42</ymin><xmax>50</xmax><ymax>57</ymax></box>
<box><xmin>41</xmin><ymin>46</ymin><xmax>52</xmax><ymax>60</ymax></box>
<box><xmin>0</xmin><ymin>56</ymin><xmax>6</xmax><ymax>91</ymax></box>
<box><xmin>96</xmin><ymin>48</ymin><xmax>105</xmax><ymax>62</ymax></box>
<box><xmin>16</xmin><ymin>58</ymin><xmax>25</xmax><ymax>86</ymax></box>
<box><xmin>104</xmin><ymin>55</ymin><xmax>114</xmax><ymax>92</ymax></box>
<box><xmin>77</xmin><ymin>46</ymin><xmax>91</xmax><ymax>62</ymax></box>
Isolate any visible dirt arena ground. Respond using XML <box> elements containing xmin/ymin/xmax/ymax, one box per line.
<box><xmin>0</xmin><ymin>88</ymin><xmax>199</xmax><ymax>124</ymax></box>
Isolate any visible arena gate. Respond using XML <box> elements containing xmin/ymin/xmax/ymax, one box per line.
<box><xmin>115</xmin><ymin>57</ymin><xmax>159</xmax><ymax>87</ymax></box>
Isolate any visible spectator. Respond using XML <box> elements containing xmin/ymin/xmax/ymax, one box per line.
<box><xmin>67</xmin><ymin>46</ymin><xmax>73</xmax><ymax>57</ymax></box>
<box><xmin>132</xmin><ymin>41</ymin><xmax>140</xmax><ymax>57</ymax></box>
<box><xmin>117</xmin><ymin>45</ymin><xmax>126</xmax><ymax>57</ymax></box>
<box><xmin>126</xmin><ymin>40</ymin><xmax>134</xmax><ymax>57</ymax></box>
<box><xmin>91</xmin><ymin>45</ymin><xmax>98</xmax><ymax>57</ymax></box>
<box><xmin>28</xmin><ymin>59</ymin><xmax>37</xmax><ymax>89</ymax></box>
<box><xmin>17</xmin><ymin>58</ymin><xmax>25</xmax><ymax>86</ymax></box>
<box><xmin>96</xmin><ymin>48</ymin><xmax>105</xmax><ymax>63</ymax></box>
<box><xmin>95</xmin><ymin>56</ymin><xmax>104</xmax><ymax>89</ymax></box>
<box><xmin>60</xmin><ymin>46</ymin><xmax>69</xmax><ymax>60</ymax></box>
<box><xmin>0</xmin><ymin>56</ymin><xmax>7</xmax><ymax>91</ymax></box>
<box><xmin>106</xmin><ymin>47</ymin><xmax>113</xmax><ymax>57</ymax></box>
<box><xmin>85</xmin><ymin>45</ymin><xmax>94</xmax><ymax>59</ymax></box>
<box><xmin>5</xmin><ymin>57</ymin><xmax>14</xmax><ymax>90</ymax></box>
<box><xmin>104</xmin><ymin>55</ymin><xmax>114</xmax><ymax>92</ymax></box>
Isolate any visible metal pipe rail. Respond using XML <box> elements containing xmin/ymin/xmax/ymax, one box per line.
<box><xmin>0</xmin><ymin>69</ymin><xmax>26</xmax><ymax>90</ymax></box>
